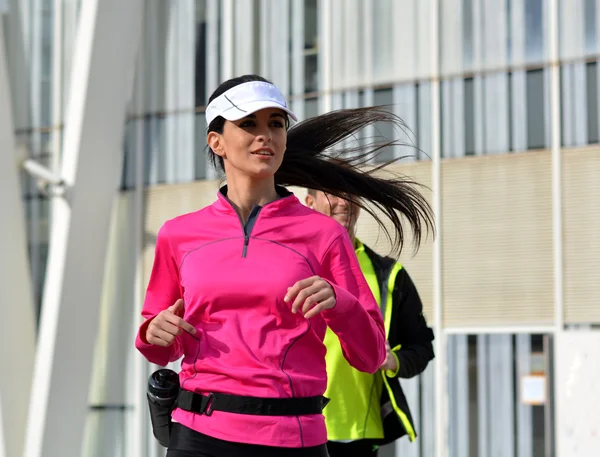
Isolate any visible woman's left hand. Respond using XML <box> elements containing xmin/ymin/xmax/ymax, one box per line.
<box><xmin>285</xmin><ymin>276</ymin><xmax>336</xmax><ymax>318</ymax></box>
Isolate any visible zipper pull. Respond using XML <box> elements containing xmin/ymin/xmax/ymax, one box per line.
<box><xmin>242</xmin><ymin>235</ymin><xmax>249</xmax><ymax>257</ymax></box>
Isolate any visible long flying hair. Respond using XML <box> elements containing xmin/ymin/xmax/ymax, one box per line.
<box><xmin>207</xmin><ymin>75</ymin><xmax>434</xmax><ymax>256</ymax></box>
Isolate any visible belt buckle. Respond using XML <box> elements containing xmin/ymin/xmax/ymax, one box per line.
<box><xmin>201</xmin><ymin>393</ymin><xmax>215</xmax><ymax>416</ymax></box>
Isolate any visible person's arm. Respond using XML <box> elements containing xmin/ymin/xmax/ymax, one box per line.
<box><xmin>135</xmin><ymin>223</ymin><xmax>185</xmax><ymax>367</ymax></box>
<box><xmin>386</xmin><ymin>268</ymin><xmax>435</xmax><ymax>379</ymax></box>
<box><xmin>319</xmin><ymin>231</ymin><xmax>387</xmax><ymax>374</ymax></box>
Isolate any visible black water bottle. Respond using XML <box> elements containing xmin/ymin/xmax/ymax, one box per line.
<box><xmin>147</xmin><ymin>369</ymin><xmax>180</xmax><ymax>447</ymax></box>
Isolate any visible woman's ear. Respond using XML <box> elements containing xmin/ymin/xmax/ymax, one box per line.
<box><xmin>207</xmin><ymin>131</ymin><xmax>225</xmax><ymax>158</ymax></box>
<box><xmin>305</xmin><ymin>194</ymin><xmax>314</xmax><ymax>208</ymax></box>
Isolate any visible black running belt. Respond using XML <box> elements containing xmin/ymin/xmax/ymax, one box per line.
<box><xmin>177</xmin><ymin>389</ymin><xmax>330</xmax><ymax>416</ymax></box>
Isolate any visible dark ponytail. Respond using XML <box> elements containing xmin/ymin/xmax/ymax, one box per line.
<box><xmin>207</xmin><ymin>75</ymin><xmax>435</xmax><ymax>256</ymax></box>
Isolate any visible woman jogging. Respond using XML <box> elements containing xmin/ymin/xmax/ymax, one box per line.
<box><xmin>135</xmin><ymin>74</ymin><xmax>433</xmax><ymax>457</ymax></box>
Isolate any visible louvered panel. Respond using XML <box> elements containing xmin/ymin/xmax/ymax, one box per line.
<box><xmin>143</xmin><ymin>180</ymin><xmax>221</xmax><ymax>284</ymax></box>
<box><xmin>563</xmin><ymin>147</ymin><xmax>600</xmax><ymax>324</ymax></box>
<box><xmin>442</xmin><ymin>151</ymin><xmax>554</xmax><ymax>327</ymax></box>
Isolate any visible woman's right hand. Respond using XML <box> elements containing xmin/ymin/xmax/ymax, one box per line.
<box><xmin>145</xmin><ymin>299</ymin><xmax>197</xmax><ymax>347</ymax></box>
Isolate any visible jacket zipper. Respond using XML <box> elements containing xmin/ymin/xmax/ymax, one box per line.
<box><xmin>220</xmin><ymin>188</ymin><xmax>292</xmax><ymax>258</ymax></box>
<box><xmin>242</xmin><ymin>235</ymin><xmax>250</xmax><ymax>257</ymax></box>
<box><xmin>236</xmin><ymin>205</ymin><xmax>262</xmax><ymax>258</ymax></box>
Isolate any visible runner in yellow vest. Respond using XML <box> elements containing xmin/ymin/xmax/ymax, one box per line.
<box><xmin>306</xmin><ymin>189</ymin><xmax>435</xmax><ymax>457</ymax></box>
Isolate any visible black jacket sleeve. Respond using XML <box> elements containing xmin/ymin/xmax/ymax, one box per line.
<box><xmin>388</xmin><ymin>268</ymin><xmax>435</xmax><ymax>379</ymax></box>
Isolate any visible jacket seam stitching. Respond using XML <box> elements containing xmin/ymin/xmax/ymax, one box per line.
<box><xmin>251</xmin><ymin>237</ymin><xmax>317</xmax><ymax>275</ymax></box>
<box><xmin>280</xmin><ymin>320</ymin><xmax>312</xmax><ymax>447</ymax></box>
<box><xmin>178</xmin><ymin>237</ymin><xmax>242</xmax><ymax>271</ymax></box>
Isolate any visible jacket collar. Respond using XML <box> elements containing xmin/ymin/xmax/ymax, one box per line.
<box><xmin>213</xmin><ymin>184</ymin><xmax>298</xmax><ymax>216</ymax></box>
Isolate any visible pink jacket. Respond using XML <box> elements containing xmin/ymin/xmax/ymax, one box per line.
<box><xmin>135</xmin><ymin>186</ymin><xmax>386</xmax><ymax>448</ymax></box>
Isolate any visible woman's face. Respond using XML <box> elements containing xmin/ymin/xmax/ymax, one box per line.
<box><xmin>208</xmin><ymin>108</ymin><xmax>288</xmax><ymax>180</ymax></box>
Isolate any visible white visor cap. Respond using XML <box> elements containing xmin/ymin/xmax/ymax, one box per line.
<box><xmin>205</xmin><ymin>81</ymin><xmax>297</xmax><ymax>127</ymax></box>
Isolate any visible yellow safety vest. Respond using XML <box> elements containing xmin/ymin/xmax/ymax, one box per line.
<box><xmin>323</xmin><ymin>240</ymin><xmax>416</xmax><ymax>442</ymax></box>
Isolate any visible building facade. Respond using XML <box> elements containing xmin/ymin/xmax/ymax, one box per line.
<box><xmin>1</xmin><ymin>1</ymin><xmax>600</xmax><ymax>456</ymax></box>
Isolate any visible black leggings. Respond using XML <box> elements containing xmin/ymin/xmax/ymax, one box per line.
<box><xmin>326</xmin><ymin>440</ymin><xmax>379</xmax><ymax>457</ymax></box>
<box><xmin>166</xmin><ymin>423</ymin><xmax>330</xmax><ymax>457</ymax></box>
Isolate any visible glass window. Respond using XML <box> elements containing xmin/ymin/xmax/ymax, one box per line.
<box><xmin>304</xmin><ymin>0</ymin><xmax>318</xmax><ymax>93</ymax></box>
<box><xmin>304</xmin><ymin>55</ymin><xmax>318</xmax><ymax>94</ymax></box>
<box><xmin>305</xmin><ymin>97</ymin><xmax>319</xmax><ymax>119</ymax></box>
<box><xmin>195</xmin><ymin>0</ymin><xmax>208</xmax><ymax>107</ymax></box>
<box><xmin>506</xmin><ymin>0</ymin><xmax>512</xmax><ymax>64</ymax></box>
<box><xmin>525</xmin><ymin>0</ymin><xmax>544</xmax><ymax>62</ymax></box>
<box><xmin>373</xmin><ymin>88</ymin><xmax>395</xmax><ymax>163</ymax></box>
<box><xmin>304</xmin><ymin>0</ymin><xmax>318</xmax><ymax>50</ymax></box>
<box><xmin>585</xmin><ymin>0</ymin><xmax>597</xmax><ymax>55</ymax></box>
<box><xmin>464</xmin><ymin>78</ymin><xmax>476</xmax><ymax>155</ymax></box>
<box><xmin>447</xmin><ymin>334</ymin><xmax>553</xmax><ymax>457</ymax></box>
<box><xmin>526</xmin><ymin>69</ymin><xmax>545</xmax><ymax>149</ymax></box>
<box><xmin>463</xmin><ymin>0</ymin><xmax>474</xmax><ymax>69</ymax></box>
<box><xmin>586</xmin><ymin>62</ymin><xmax>599</xmax><ymax>143</ymax></box>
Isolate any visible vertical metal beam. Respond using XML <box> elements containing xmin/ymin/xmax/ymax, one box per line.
<box><xmin>448</xmin><ymin>335</ymin><xmax>470</xmax><ymax>457</ymax></box>
<box><xmin>430</xmin><ymin>0</ymin><xmax>447</xmax><ymax>456</ymax></box>
<box><xmin>488</xmin><ymin>335</ymin><xmax>515</xmax><ymax>457</ymax></box>
<box><xmin>23</xmin><ymin>1</ymin><xmax>144</xmax><ymax>456</ymax></box>
<box><xmin>549</xmin><ymin>0</ymin><xmax>563</xmax><ymax>334</ymax></box>
<box><xmin>124</xmin><ymin>26</ymin><xmax>149</xmax><ymax>457</ymax></box>
<box><xmin>0</xmin><ymin>16</ymin><xmax>37</xmax><ymax>457</ymax></box>
<box><xmin>5</xmin><ymin>0</ymin><xmax>31</xmax><ymax>132</ymax></box>
<box><xmin>52</xmin><ymin>0</ymin><xmax>64</xmax><ymax>173</ymax></box>
<box><xmin>28</xmin><ymin>0</ymin><xmax>44</xmax><ymax>310</ymax></box>
<box><xmin>548</xmin><ymin>0</ymin><xmax>563</xmax><ymax>448</ymax></box>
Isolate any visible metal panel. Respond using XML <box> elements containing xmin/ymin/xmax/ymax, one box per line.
<box><xmin>421</xmin><ymin>365</ymin><xmax>436</xmax><ymax>457</ymax></box>
<box><xmin>395</xmin><ymin>377</ymin><xmax>421</xmax><ymax>457</ymax></box>
<box><xmin>448</xmin><ymin>335</ymin><xmax>469</xmax><ymax>457</ymax></box>
<box><xmin>0</xmin><ymin>17</ymin><xmax>36</xmax><ymax>457</ymax></box>
<box><xmin>516</xmin><ymin>335</ymin><xmax>533</xmax><ymax>457</ymax></box>
<box><xmin>220</xmin><ymin>0</ymin><xmax>234</xmax><ymax>81</ymax></box>
<box><xmin>23</xmin><ymin>1</ymin><xmax>144</xmax><ymax>456</ymax></box>
<box><xmin>164</xmin><ymin>0</ymin><xmax>196</xmax><ymax>184</ymax></box>
<box><xmin>233</xmin><ymin>0</ymin><xmax>255</xmax><ymax>76</ymax></box>
<box><xmin>477</xmin><ymin>335</ymin><xmax>490</xmax><ymax>457</ymax></box>
<box><xmin>488</xmin><ymin>335</ymin><xmax>515</xmax><ymax>457</ymax></box>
